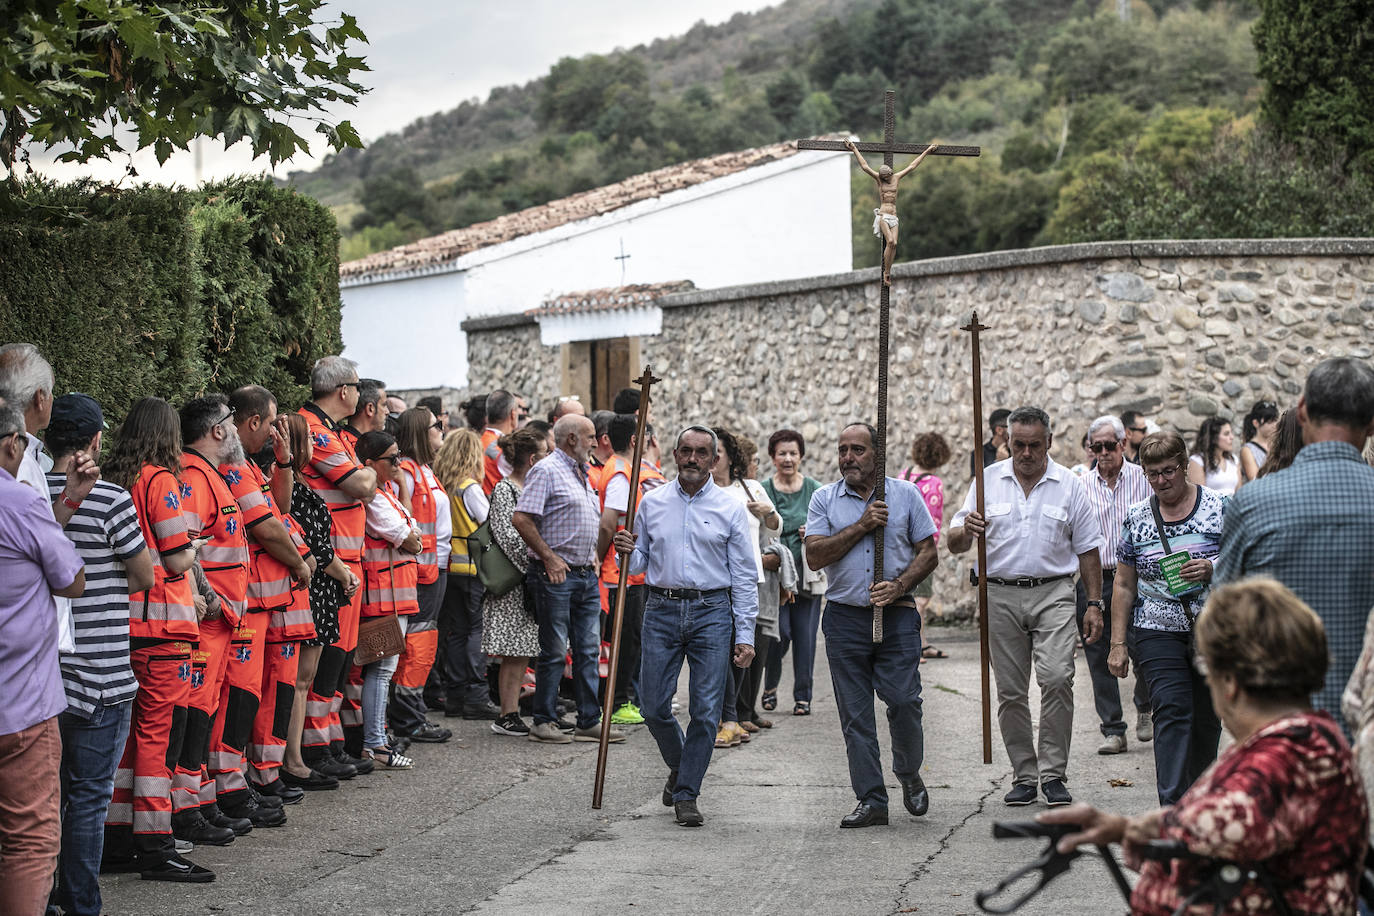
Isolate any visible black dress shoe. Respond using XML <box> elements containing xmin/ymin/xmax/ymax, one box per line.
<box><xmin>404</xmin><ymin>721</ymin><xmax>452</xmax><ymax>743</ymax></box>
<box><xmin>140</xmin><ymin>854</ymin><xmax>215</xmax><ymax>883</ymax></box>
<box><xmin>1004</xmin><ymin>783</ymin><xmax>1038</xmax><ymax>806</ymax></box>
<box><xmin>674</xmin><ymin>799</ymin><xmax>704</xmax><ymax>827</ymax></box>
<box><xmin>333</xmin><ymin>748</ymin><xmax>375</xmax><ymax>775</ymax></box>
<box><xmin>256</xmin><ymin>779</ymin><xmax>306</xmax><ymax>805</ymax></box>
<box><xmin>463</xmin><ymin>699</ymin><xmax>501</xmax><ymax>720</ymax></box>
<box><xmin>220</xmin><ymin>794</ymin><xmax>287</xmax><ymax>828</ymax></box>
<box><xmin>662</xmin><ymin>769</ymin><xmax>678</xmax><ymax>807</ymax></box>
<box><xmin>280</xmin><ymin>768</ymin><xmax>339</xmax><ymax>791</ymax></box>
<box><xmin>199</xmin><ymin>803</ymin><xmax>252</xmax><ymax>838</ymax></box>
<box><xmin>171</xmin><ymin>809</ymin><xmax>238</xmax><ymax>846</ymax></box>
<box><xmin>840</xmin><ymin>802</ymin><xmax>889</xmax><ymax>828</ymax></box>
<box><xmin>245</xmin><ymin>783</ymin><xmax>284</xmax><ymax>809</ymax></box>
<box><xmin>314</xmin><ymin>756</ymin><xmax>357</xmax><ymax>780</ymax></box>
<box><xmin>901</xmin><ymin>777</ymin><xmax>929</xmax><ymax>817</ymax></box>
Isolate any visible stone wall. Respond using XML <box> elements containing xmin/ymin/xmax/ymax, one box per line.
<box><xmin>463</xmin><ymin>238</ymin><xmax>1374</xmax><ymax>619</ymax></box>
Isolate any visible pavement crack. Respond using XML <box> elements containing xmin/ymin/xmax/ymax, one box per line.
<box><xmin>890</xmin><ymin>775</ymin><xmax>1006</xmax><ymax>915</ymax></box>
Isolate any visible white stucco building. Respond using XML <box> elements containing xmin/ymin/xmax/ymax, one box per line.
<box><xmin>338</xmin><ymin>140</ymin><xmax>853</xmax><ymax>393</ymax></box>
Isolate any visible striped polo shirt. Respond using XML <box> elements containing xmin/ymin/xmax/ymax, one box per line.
<box><xmin>46</xmin><ymin>474</ymin><xmax>146</xmax><ymax>714</ymax></box>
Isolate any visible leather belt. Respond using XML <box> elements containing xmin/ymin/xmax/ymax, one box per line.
<box><xmin>535</xmin><ymin>561</ymin><xmax>595</xmax><ymax>575</ymax></box>
<box><xmin>648</xmin><ymin>586</ymin><xmax>728</xmax><ymax>600</ymax></box>
<box><xmin>985</xmin><ymin>573</ymin><xmax>1074</xmax><ymax>589</ymax></box>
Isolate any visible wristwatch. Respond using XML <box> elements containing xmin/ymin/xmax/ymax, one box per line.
<box><xmin>1086</xmin><ymin>599</ymin><xmax>1103</xmax><ymax>608</ymax></box>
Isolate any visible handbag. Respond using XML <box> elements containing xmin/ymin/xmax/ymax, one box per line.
<box><xmin>467</xmin><ymin>519</ymin><xmax>523</xmax><ymax>597</ymax></box>
<box><xmin>354</xmin><ymin>558</ymin><xmax>405</xmax><ymax>666</ymax></box>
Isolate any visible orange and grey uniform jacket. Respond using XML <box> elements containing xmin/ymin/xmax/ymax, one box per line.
<box><xmin>180</xmin><ymin>449</ymin><xmax>249</xmax><ymax>627</ymax></box>
<box><xmin>361</xmin><ymin>487</ymin><xmax>420</xmax><ymax>618</ymax></box>
<box><xmin>398</xmin><ymin>457</ymin><xmax>443</xmax><ymax>586</ymax></box>
<box><xmin>127</xmin><ymin>463</ymin><xmax>199</xmax><ymax>642</ymax></box>
<box><xmin>299</xmin><ymin>405</ymin><xmax>366</xmax><ymax>565</ymax></box>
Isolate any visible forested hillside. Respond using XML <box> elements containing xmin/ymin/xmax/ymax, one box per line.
<box><xmin>291</xmin><ymin>0</ymin><xmax>1374</xmax><ymax>266</ymax></box>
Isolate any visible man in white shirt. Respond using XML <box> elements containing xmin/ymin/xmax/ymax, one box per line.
<box><xmin>949</xmin><ymin>407</ymin><xmax>1104</xmax><ymax>808</ymax></box>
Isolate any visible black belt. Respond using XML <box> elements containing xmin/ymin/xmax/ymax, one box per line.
<box><xmin>648</xmin><ymin>586</ymin><xmax>728</xmax><ymax>600</ymax></box>
<box><xmin>985</xmin><ymin>573</ymin><xmax>1074</xmax><ymax>589</ymax></box>
<box><xmin>535</xmin><ymin>561</ymin><xmax>595</xmax><ymax>574</ymax></box>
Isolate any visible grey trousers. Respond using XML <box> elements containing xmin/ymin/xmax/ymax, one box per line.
<box><xmin>988</xmin><ymin>578</ymin><xmax>1077</xmax><ymax>786</ymax></box>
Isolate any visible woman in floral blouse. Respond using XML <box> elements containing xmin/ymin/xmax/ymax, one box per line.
<box><xmin>1043</xmin><ymin>578</ymin><xmax>1368</xmax><ymax>916</ymax></box>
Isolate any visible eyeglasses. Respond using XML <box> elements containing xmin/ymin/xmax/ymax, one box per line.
<box><xmin>1143</xmin><ymin>464</ymin><xmax>1183</xmax><ymax>482</ymax></box>
<box><xmin>336</xmin><ymin>381</ymin><xmax>359</xmax><ymax>391</ymax></box>
<box><xmin>430</xmin><ymin>421</ymin><xmax>444</xmax><ymax>431</ymax></box>
<box><xmin>558</xmin><ymin>395</ymin><xmax>580</xmax><ymax>403</ymax></box>
<box><xmin>1088</xmin><ymin>441</ymin><xmax>1120</xmax><ymax>454</ymax></box>
<box><xmin>1127</xmin><ymin>426</ymin><xmax>1147</xmax><ymax>434</ymax></box>
<box><xmin>212</xmin><ymin>411</ymin><xmax>234</xmax><ymax>429</ymax></box>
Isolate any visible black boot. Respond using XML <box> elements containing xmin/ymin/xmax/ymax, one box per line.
<box><xmin>219</xmin><ymin>792</ymin><xmax>287</xmax><ymax>828</ymax></box>
<box><xmin>172</xmin><ymin>808</ymin><xmax>237</xmax><ymax>846</ymax></box>
<box><xmin>201</xmin><ymin>801</ymin><xmax>252</xmax><ymax>836</ymax></box>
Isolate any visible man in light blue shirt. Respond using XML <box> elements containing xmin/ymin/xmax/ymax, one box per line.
<box><xmin>615</xmin><ymin>426</ymin><xmax>757</xmax><ymax>828</ymax></box>
<box><xmin>806</xmin><ymin>422</ymin><xmax>937</xmax><ymax>828</ymax></box>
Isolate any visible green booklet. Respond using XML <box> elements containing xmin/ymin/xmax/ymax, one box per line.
<box><xmin>1158</xmin><ymin>550</ymin><xmax>1200</xmax><ymax>597</ymax></box>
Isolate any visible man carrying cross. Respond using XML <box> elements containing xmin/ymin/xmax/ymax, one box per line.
<box><xmin>846</xmin><ymin>138</ymin><xmax>938</xmax><ymax>286</ymax></box>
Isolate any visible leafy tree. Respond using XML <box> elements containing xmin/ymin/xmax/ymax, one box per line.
<box><xmin>765</xmin><ymin>71</ymin><xmax>807</xmax><ymax>130</ymax></box>
<box><xmin>830</xmin><ymin>70</ymin><xmax>888</xmax><ymax>132</ymax></box>
<box><xmin>1253</xmin><ymin>0</ymin><xmax>1374</xmax><ymax>170</ymax></box>
<box><xmin>794</xmin><ymin>91</ymin><xmax>841</xmax><ymax>136</ymax></box>
<box><xmin>0</xmin><ymin>0</ymin><xmax>367</xmax><ymax>177</ymax></box>
<box><xmin>351</xmin><ymin>166</ymin><xmax>435</xmax><ymax>232</ymax></box>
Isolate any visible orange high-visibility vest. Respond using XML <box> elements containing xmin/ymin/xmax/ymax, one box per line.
<box><xmin>398</xmin><ymin>457</ymin><xmax>441</xmax><ymax>585</ymax></box>
<box><xmin>299</xmin><ymin>404</ymin><xmax>366</xmax><ymax>563</ymax></box>
<box><xmin>481</xmin><ymin>428</ymin><xmax>502</xmax><ymax>494</ymax></box>
<box><xmin>268</xmin><ymin>512</ymin><xmax>316</xmax><ymax>642</ymax></box>
<box><xmin>597</xmin><ymin>455</ymin><xmax>664</xmax><ymax>587</ymax></box>
<box><xmin>181</xmin><ymin>449</ymin><xmax>250</xmax><ymax>627</ymax></box>
<box><xmin>220</xmin><ymin>460</ymin><xmax>316</xmax><ymax>641</ymax></box>
<box><xmin>361</xmin><ymin>488</ymin><xmax>420</xmax><ymax>618</ymax></box>
<box><xmin>127</xmin><ymin>464</ymin><xmax>199</xmax><ymax>641</ymax></box>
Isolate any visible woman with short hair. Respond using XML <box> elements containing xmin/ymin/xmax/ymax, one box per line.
<box><xmin>1046</xmin><ymin>578</ymin><xmax>1368</xmax><ymax>916</ymax></box>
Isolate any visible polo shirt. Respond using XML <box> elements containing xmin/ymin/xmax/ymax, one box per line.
<box><xmin>46</xmin><ymin>475</ymin><xmax>145</xmax><ymax>714</ymax></box>
<box><xmin>950</xmin><ymin>458</ymin><xmax>1103</xmax><ymax>578</ymax></box>
<box><xmin>805</xmin><ymin>476</ymin><xmax>937</xmax><ymax>606</ymax></box>
<box><xmin>0</xmin><ymin>468</ymin><xmax>83</xmax><ymax>734</ymax></box>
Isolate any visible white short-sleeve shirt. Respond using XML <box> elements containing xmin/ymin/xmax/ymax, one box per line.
<box><xmin>950</xmin><ymin>458</ymin><xmax>1104</xmax><ymax>577</ymax></box>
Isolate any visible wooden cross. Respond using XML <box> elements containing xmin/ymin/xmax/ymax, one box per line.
<box><xmin>798</xmin><ymin>91</ymin><xmax>980</xmax><ymax>643</ymax></box>
<box><xmin>614</xmin><ymin>238</ymin><xmax>632</xmax><ymax>286</ymax></box>
<box><xmin>961</xmin><ymin>312</ymin><xmax>994</xmax><ymax>765</ymax></box>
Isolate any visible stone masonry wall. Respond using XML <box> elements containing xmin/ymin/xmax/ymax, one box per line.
<box><xmin>464</xmin><ymin>239</ymin><xmax>1374</xmax><ymax>620</ymax></box>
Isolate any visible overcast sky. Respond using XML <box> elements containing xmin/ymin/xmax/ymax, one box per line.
<box><xmin>26</xmin><ymin>0</ymin><xmax>777</xmax><ymax>187</ymax></box>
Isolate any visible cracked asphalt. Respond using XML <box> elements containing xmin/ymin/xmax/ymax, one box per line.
<box><xmin>101</xmin><ymin>625</ymin><xmax>1164</xmax><ymax>915</ymax></box>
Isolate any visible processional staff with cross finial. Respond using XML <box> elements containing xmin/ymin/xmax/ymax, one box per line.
<box><xmin>799</xmin><ymin>91</ymin><xmax>994</xmax><ymax>764</ymax></box>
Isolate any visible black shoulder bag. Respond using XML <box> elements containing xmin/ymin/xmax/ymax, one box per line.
<box><xmin>1149</xmin><ymin>493</ymin><xmax>1205</xmax><ymax>674</ymax></box>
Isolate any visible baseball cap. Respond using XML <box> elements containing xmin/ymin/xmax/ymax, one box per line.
<box><xmin>49</xmin><ymin>392</ymin><xmax>106</xmax><ymax>438</ymax></box>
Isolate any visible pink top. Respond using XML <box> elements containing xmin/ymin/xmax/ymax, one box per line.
<box><xmin>898</xmin><ymin>469</ymin><xmax>943</xmax><ymax>542</ymax></box>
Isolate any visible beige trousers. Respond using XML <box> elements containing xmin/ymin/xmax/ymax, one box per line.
<box><xmin>987</xmin><ymin>579</ymin><xmax>1077</xmax><ymax>786</ymax></box>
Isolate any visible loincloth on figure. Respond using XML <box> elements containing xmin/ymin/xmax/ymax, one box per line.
<box><xmin>872</xmin><ymin>209</ymin><xmax>899</xmax><ymax>237</ymax></box>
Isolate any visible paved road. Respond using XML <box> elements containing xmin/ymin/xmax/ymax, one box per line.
<box><xmin>102</xmin><ymin>626</ymin><xmax>1169</xmax><ymax>915</ymax></box>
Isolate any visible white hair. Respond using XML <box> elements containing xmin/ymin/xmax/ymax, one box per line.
<box><xmin>675</xmin><ymin>425</ymin><xmax>719</xmax><ymax>455</ymax></box>
<box><xmin>310</xmin><ymin>355</ymin><xmax>358</xmax><ymax>399</ymax></box>
<box><xmin>0</xmin><ymin>342</ymin><xmax>54</xmax><ymax>410</ymax></box>
<box><xmin>1089</xmin><ymin>414</ymin><xmax>1126</xmax><ymax>441</ymax></box>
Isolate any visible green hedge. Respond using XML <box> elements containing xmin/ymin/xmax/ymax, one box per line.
<box><xmin>0</xmin><ymin>177</ymin><xmax>342</xmax><ymax>423</ymax></box>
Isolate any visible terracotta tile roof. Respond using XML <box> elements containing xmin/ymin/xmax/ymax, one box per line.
<box><xmin>530</xmin><ymin>281</ymin><xmax>695</xmax><ymax>316</ymax></box>
<box><xmin>339</xmin><ymin>139</ymin><xmax>807</xmax><ymax>283</ymax></box>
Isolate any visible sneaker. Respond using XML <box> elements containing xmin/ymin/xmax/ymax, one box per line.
<box><xmin>174</xmin><ymin>838</ymin><xmax>194</xmax><ymax>854</ymax></box>
<box><xmin>491</xmin><ymin>713</ymin><xmax>530</xmax><ymax>736</ymax></box>
<box><xmin>574</xmin><ymin>724</ymin><xmax>625</xmax><ymax>743</ymax></box>
<box><xmin>1137</xmin><ymin>715</ymin><xmax>1154</xmax><ymax>743</ymax></box>
<box><xmin>554</xmin><ymin>716</ymin><xmax>576</xmax><ymax>733</ymax></box>
<box><xmin>139</xmin><ymin>853</ymin><xmax>214</xmax><ymax>883</ymax></box>
<box><xmin>610</xmin><ymin>703</ymin><xmax>645</xmax><ymax>725</ymax></box>
<box><xmin>1097</xmin><ymin>734</ymin><xmax>1127</xmax><ymax>755</ymax></box>
<box><xmin>528</xmin><ymin>721</ymin><xmax>573</xmax><ymax>744</ymax></box>
<box><xmin>1003</xmin><ymin>784</ymin><xmax>1038</xmax><ymax>806</ymax></box>
<box><xmin>674</xmin><ymin>799</ymin><xmax>704</xmax><ymax>827</ymax></box>
<box><xmin>1042</xmin><ymin>779</ymin><xmax>1073</xmax><ymax>807</ymax></box>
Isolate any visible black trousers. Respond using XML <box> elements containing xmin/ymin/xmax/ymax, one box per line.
<box><xmin>1074</xmin><ymin>571</ymin><xmax>1149</xmax><ymax>738</ymax></box>
<box><xmin>434</xmin><ymin>573</ymin><xmax>488</xmax><ymax>709</ymax></box>
<box><xmin>606</xmin><ymin>584</ymin><xmax>646</xmax><ymax>709</ymax></box>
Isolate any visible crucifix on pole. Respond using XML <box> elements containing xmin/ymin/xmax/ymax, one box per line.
<box><xmin>614</xmin><ymin>237</ymin><xmax>632</xmax><ymax>286</ymax></box>
<box><xmin>798</xmin><ymin>91</ymin><xmax>980</xmax><ymax>643</ymax></box>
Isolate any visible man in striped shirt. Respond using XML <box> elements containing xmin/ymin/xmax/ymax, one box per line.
<box><xmin>1078</xmin><ymin>415</ymin><xmax>1152</xmax><ymax>755</ymax></box>
<box><xmin>43</xmin><ymin>394</ymin><xmax>155</xmax><ymax>915</ymax></box>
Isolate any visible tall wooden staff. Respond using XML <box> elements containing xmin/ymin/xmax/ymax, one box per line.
<box><xmin>960</xmin><ymin>313</ymin><xmax>993</xmax><ymax>765</ymax></box>
<box><xmin>592</xmin><ymin>366</ymin><xmax>661</xmax><ymax>809</ymax></box>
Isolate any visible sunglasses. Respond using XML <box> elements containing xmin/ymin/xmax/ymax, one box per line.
<box><xmin>1088</xmin><ymin>441</ymin><xmax>1119</xmax><ymax>454</ymax></box>
<box><xmin>430</xmin><ymin>421</ymin><xmax>444</xmax><ymax>431</ymax></box>
<box><xmin>1127</xmin><ymin>426</ymin><xmax>1147</xmax><ymax>434</ymax></box>
<box><xmin>335</xmin><ymin>381</ymin><xmax>359</xmax><ymax>390</ymax></box>
<box><xmin>376</xmin><ymin>453</ymin><xmax>400</xmax><ymax>465</ymax></box>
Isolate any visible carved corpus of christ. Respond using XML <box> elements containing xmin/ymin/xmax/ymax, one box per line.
<box><xmin>845</xmin><ymin>136</ymin><xmax>938</xmax><ymax>287</ymax></box>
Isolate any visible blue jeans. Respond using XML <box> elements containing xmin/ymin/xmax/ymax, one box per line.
<box><xmin>639</xmin><ymin>591</ymin><xmax>732</xmax><ymax>802</ymax></box>
<box><xmin>1132</xmin><ymin>628</ymin><xmax>1221</xmax><ymax>805</ymax></box>
<box><xmin>765</xmin><ymin>592</ymin><xmax>822</xmax><ymax>702</ymax></box>
<box><xmin>363</xmin><ymin>616</ymin><xmax>407</xmax><ymax>749</ymax></box>
<box><xmin>824</xmin><ymin>602</ymin><xmax>925</xmax><ymax>808</ymax></box>
<box><xmin>57</xmin><ymin>701</ymin><xmax>132</xmax><ymax>916</ymax></box>
<box><xmin>528</xmin><ymin>566</ymin><xmax>602</xmax><ymax>728</ymax></box>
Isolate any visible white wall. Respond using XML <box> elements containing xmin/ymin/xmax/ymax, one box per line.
<box><xmin>340</xmin><ymin>149</ymin><xmax>851</xmax><ymax>390</ymax></box>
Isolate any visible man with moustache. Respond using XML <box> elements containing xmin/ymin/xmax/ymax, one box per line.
<box><xmin>613</xmin><ymin>426</ymin><xmax>758</xmax><ymax>828</ymax></box>
<box><xmin>805</xmin><ymin>423</ymin><xmax>937</xmax><ymax>828</ymax></box>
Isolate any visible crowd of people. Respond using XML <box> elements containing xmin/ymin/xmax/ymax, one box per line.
<box><xmin>3</xmin><ymin>335</ymin><xmax>1374</xmax><ymax>914</ymax></box>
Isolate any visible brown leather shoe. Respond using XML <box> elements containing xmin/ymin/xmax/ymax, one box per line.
<box><xmin>739</xmin><ymin>720</ymin><xmax>759</xmax><ymax>733</ymax></box>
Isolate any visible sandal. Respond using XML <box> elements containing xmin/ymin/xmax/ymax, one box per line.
<box><xmin>761</xmin><ymin>689</ymin><xmax>777</xmax><ymax>712</ymax></box>
<box><xmin>793</xmin><ymin>701</ymin><xmax>810</xmax><ymax>716</ymax></box>
<box><xmin>365</xmin><ymin>746</ymin><xmax>414</xmax><ymax>769</ymax></box>
<box><xmin>921</xmin><ymin>645</ymin><xmax>949</xmax><ymax>660</ymax></box>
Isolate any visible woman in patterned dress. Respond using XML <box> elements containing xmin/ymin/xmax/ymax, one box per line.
<box><xmin>480</xmin><ymin>427</ymin><xmax>547</xmax><ymax>736</ymax></box>
<box><xmin>1043</xmin><ymin>578</ymin><xmax>1368</xmax><ymax>916</ymax></box>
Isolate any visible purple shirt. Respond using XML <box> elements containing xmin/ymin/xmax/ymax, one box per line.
<box><xmin>0</xmin><ymin>467</ymin><xmax>84</xmax><ymax>734</ymax></box>
<box><xmin>515</xmin><ymin>448</ymin><xmax>600</xmax><ymax>566</ymax></box>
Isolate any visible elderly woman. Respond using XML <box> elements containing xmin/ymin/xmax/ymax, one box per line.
<box><xmin>1045</xmin><ymin>579</ymin><xmax>1368</xmax><ymax>916</ymax></box>
<box><xmin>1110</xmin><ymin>431</ymin><xmax>1225</xmax><ymax>805</ymax></box>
